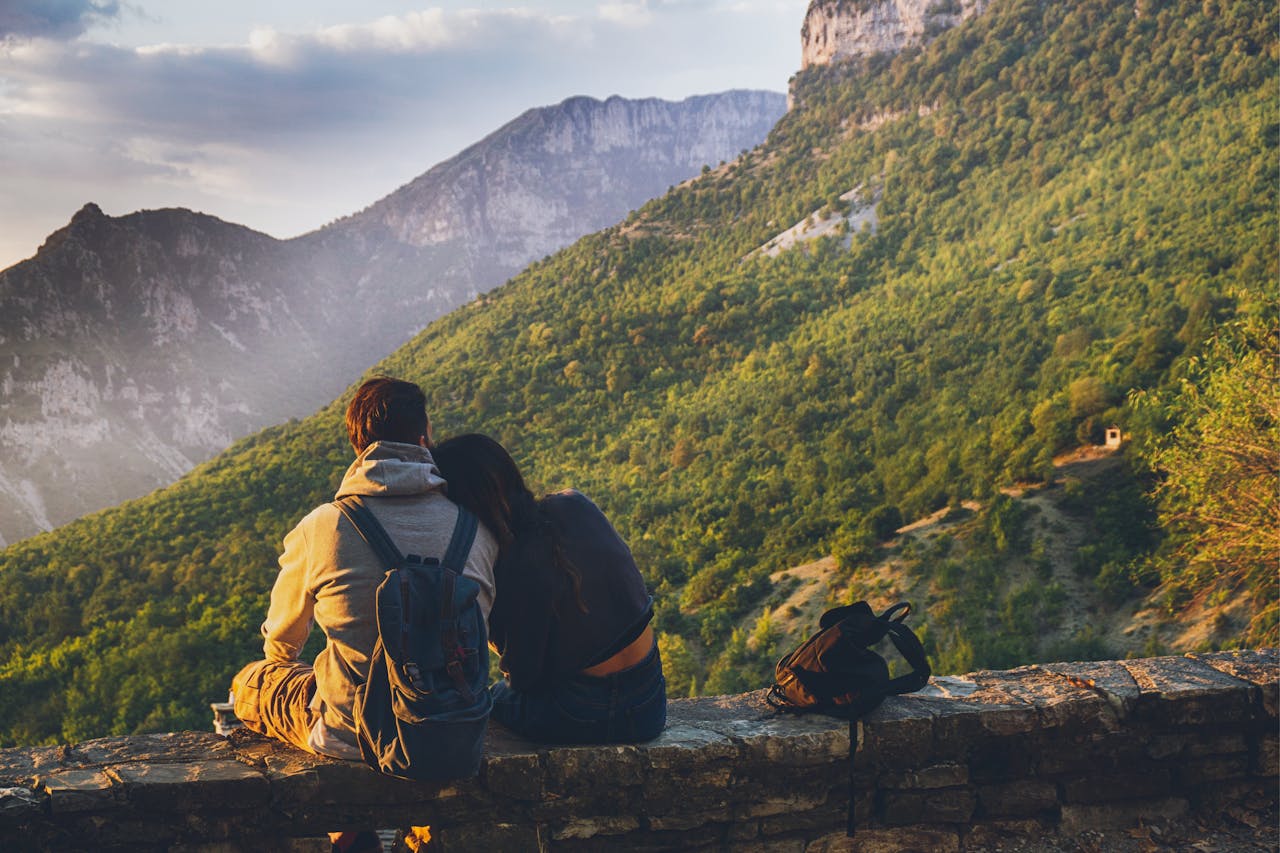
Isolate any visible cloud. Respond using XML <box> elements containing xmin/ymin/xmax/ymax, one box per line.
<box><xmin>0</xmin><ymin>0</ymin><xmax>121</xmax><ymax>41</ymax></box>
<box><xmin>598</xmin><ymin>3</ymin><xmax>654</xmax><ymax>27</ymax></box>
<box><xmin>0</xmin><ymin>2</ymin><xmax>802</xmax><ymax>268</ymax></box>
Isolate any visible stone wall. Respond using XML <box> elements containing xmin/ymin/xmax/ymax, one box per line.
<box><xmin>1</xmin><ymin>650</ymin><xmax>1275</xmax><ymax>852</ymax></box>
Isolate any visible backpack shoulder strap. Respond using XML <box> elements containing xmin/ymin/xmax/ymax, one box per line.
<box><xmin>333</xmin><ymin>495</ymin><xmax>404</xmax><ymax>569</ymax></box>
<box><xmin>441</xmin><ymin>506</ymin><xmax>478</xmax><ymax>572</ymax></box>
<box><xmin>883</xmin><ymin>620</ymin><xmax>932</xmax><ymax>695</ymax></box>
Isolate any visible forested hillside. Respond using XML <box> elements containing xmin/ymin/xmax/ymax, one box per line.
<box><xmin>0</xmin><ymin>0</ymin><xmax>1274</xmax><ymax>746</ymax></box>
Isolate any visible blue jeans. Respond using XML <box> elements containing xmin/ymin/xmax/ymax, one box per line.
<box><xmin>490</xmin><ymin>644</ymin><xmax>666</xmax><ymax>743</ymax></box>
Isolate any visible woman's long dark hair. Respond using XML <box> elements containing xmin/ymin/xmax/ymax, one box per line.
<box><xmin>432</xmin><ymin>434</ymin><xmax>585</xmax><ymax>611</ymax></box>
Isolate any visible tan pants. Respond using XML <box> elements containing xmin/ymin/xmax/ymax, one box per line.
<box><xmin>231</xmin><ymin>659</ymin><xmax>321</xmax><ymax>753</ymax></box>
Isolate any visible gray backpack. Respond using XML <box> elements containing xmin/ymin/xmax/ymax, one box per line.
<box><xmin>334</xmin><ymin>496</ymin><xmax>491</xmax><ymax>781</ymax></box>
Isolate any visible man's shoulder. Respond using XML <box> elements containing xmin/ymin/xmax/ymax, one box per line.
<box><xmin>294</xmin><ymin>501</ymin><xmax>342</xmax><ymax>533</ymax></box>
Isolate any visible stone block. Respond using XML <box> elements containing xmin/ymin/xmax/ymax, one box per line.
<box><xmin>1059</xmin><ymin>796</ymin><xmax>1188</xmax><ymax>833</ymax></box>
<box><xmin>1255</xmin><ymin>733</ymin><xmax>1278</xmax><ymax>777</ymax></box>
<box><xmin>976</xmin><ymin>780</ymin><xmax>1058</xmax><ymax>816</ymax></box>
<box><xmin>859</xmin><ymin>701</ymin><xmax>933</xmax><ymax>768</ymax></box>
<box><xmin>1121</xmin><ymin>656</ymin><xmax>1255</xmax><ymax>726</ymax></box>
<box><xmin>880</xmin><ymin>788</ymin><xmax>975</xmax><ymax>825</ymax></box>
<box><xmin>71</xmin><ymin>732</ymin><xmax>234</xmax><ymax>766</ymax></box>
<box><xmin>881</xmin><ymin>763</ymin><xmax>967</xmax><ymax>790</ymax></box>
<box><xmin>1185</xmin><ymin>779</ymin><xmax>1270</xmax><ymax>812</ymax></box>
<box><xmin>960</xmin><ymin>818</ymin><xmax>1055</xmax><ymax>849</ymax></box>
<box><xmin>38</xmin><ymin>769</ymin><xmax>118</xmax><ymax>814</ymax></box>
<box><xmin>1185</xmin><ymin>733</ymin><xmax>1250</xmax><ymax>758</ymax></box>
<box><xmin>547</xmin><ymin>743</ymin><xmax>644</xmax><ymax>793</ymax></box>
<box><xmin>647</xmin><ymin>806</ymin><xmax>731</xmax><ymax>831</ymax></box>
<box><xmin>733</xmin><ymin>840</ymin><xmax>807</xmax><ymax>853</ymax></box>
<box><xmin>722</xmin><ymin>767</ymin><xmax>847</xmax><ymax>821</ymax></box>
<box><xmin>927</xmin><ymin>702</ymin><xmax>991</xmax><ymax>761</ymax></box>
<box><xmin>966</xmin><ymin>739</ymin><xmax>1034</xmax><ymax>783</ymax></box>
<box><xmin>640</xmin><ymin>765</ymin><xmax>734</xmax><ymax>814</ymax></box>
<box><xmin>1039</xmin><ymin>659</ymin><xmax>1142</xmax><ymax>722</ymax></box>
<box><xmin>802</xmin><ymin>833</ymin><xmax>856</xmax><ymax>853</ymax></box>
<box><xmin>966</xmin><ymin>666</ymin><xmax>1100</xmax><ymax>733</ymax></box>
<box><xmin>304</xmin><ymin>759</ymin><xmax>467</xmax><ymax>809</ymax></box>
<box><xmin>551</xmin><ymin>814</ymin><xmax>642</xmax><ymax>841</ymax></box>
<box><xmin>0</xmin><ymin>785</ymin><xmax>44</xmax><ymax>821</ymax></box>
<box><xmin>554</xmin><ymin>823</ymin><xmax>724</xmax><ymax>851</ymax></box>
<box><xmin>226</xmin><ymin>733</ymin><xmax>286</xmax><ymax>765</ymax></box>
<box><xmin>742</xmin><ymin>789</ymin><xmax>832</xmax><ymax>818</ymax></box>
<box><xmin>433</xmin><ymin>821</ymin><xmax>542</xmax><ymax>851</ymax></box>
<box><xmin>259</xmin><ymin>755</ymin><xmax>322</xmax><ymax>809</ymax></box>
<box><xmin>1036</xmin><ymin>732</ymin><xmax>1144</xmax><ymax>776</ymax></box>
<box><xmin>74</xmin><ymin>815</ymin><xmax>184</xmax><ymax>847</ymax></box>
<box><xmin>643</xmin><ymin>724</ymin><xmax>738</xmax><ymax>772</ymax></box>
<box><xmin>1177</xmin><ymin>754</ymin><xmax>1250</xmax><ymax>785</ymax></box>
<box><xmin>1061</xmin><ymin>769</ymin><xmax>1171</xmax><ymax>803</ymax></box>
<box><xmin>1145</xmin><ymin>733</ymin><xmax>1193</xmax><ymax>760</ymax></box>
<box><xmin>807</xmin><ymin>825</ymin><xmax>961</xmax><ymax>852</ymax></box>
<box><xmin>0</xmin><ymin>745</ymin><xmax>68</xmax><ymax>787</ymax></box>
<box><xmin>701</xmin><ymin>716</ymin><xmax>851</xmax><ymax>767</ymax></box>
<box><xmin>108</xmin><ymin>760</ymin><xmax>269</xmax><ymax>812</ymax></box>
<box><xmin>758</xmin><ymin>795</ymin><xmax>849</xmax><ymax>837</ymax></box>
<box><xmin>481</xmin><ymin>750</ymin><xmax>544</xmax><ymax>801</ymax></box>
<box><xmin>1189</xmin><ymin>649</ymin><xmax>1279</xmax><ymax>719</ymax></box>
<box><xmin>975</xmin><ymin>704</ymin><xmax>1040</xmax><ymax>737</ymax></box>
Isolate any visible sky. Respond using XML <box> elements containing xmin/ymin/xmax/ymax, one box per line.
<box><xmin>0</xmin><ymin>0</ymin><xmax>809</xmax><ymax>270</ymax></box>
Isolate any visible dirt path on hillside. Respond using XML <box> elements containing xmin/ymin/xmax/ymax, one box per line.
<box><xmin>753</xmin><ymin>445</ymin><xmax>1179</xmax><ymax>661</ymax></box>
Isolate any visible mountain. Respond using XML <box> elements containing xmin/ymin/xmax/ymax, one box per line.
<box><xmin>800</xmin><ymin>0</ymin><xmax>990</xmax><ymax>69</ymax></box>
<box><xmin>294</xmin><ymin>91</ymin><xmax>789</xmax><ymax>357</ymax></box>
<box><xmin>0</xmin><ymin>0</ymin><xmax>1273</xmax><ymax>746</ymax></box>
<box><xmin>0</xmin><ymin>90</ymin><xmax>786</xmax><ymax>547</ymax></box>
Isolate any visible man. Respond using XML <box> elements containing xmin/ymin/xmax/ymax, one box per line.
<box><xmin>231</xmin><ymin>376</ymin><xmax>498</xmax><ymax>762</ymax></box>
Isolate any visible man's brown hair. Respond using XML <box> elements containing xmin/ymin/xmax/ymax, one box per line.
<box><xmin>345</xmin><ymin>377</ymin><xmax>429</xmax><ymax>453</ymax></box>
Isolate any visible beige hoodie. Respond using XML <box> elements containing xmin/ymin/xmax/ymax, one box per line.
<box><xmin>261</xmin><ymin>441</ymin><xmax>498</xmax><ymax>756</ymax></box>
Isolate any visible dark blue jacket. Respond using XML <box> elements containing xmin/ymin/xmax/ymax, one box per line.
<box><xmin>488</xmin><ymin>490</ymin><xmax>652</xmax><ymax>690</ymax></box>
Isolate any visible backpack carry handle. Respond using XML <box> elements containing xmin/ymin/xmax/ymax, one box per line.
<box><xmin>818</xmin><ymin>601</ymin><xmax>875</xmax><ymax>631</ymax></box>
<box><xmin>880</xmin><ymin>602</ymin><xmax>911</xmax><ymax>623</ymax></box>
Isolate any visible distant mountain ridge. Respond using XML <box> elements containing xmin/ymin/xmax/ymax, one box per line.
<box><xmin>0</xmin><ymin>90</ymin><xmax>786</xmax><ymax>546</ymax></box>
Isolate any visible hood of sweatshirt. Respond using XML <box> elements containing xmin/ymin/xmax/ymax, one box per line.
<box><xmin>334</xmin><ymin>441</ymin><xmax>448</xmax><ymax>499</ymax></box>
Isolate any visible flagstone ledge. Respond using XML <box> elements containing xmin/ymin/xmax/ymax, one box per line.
<box><xmin>0</xmin><ymin>650</ymin><xmax>1274</xmax><ymax>851</ymax></box>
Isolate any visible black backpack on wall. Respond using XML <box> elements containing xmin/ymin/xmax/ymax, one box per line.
<box><xmin>767</xmin><ymin>601</ymin><xmax>931</xmax><ymax>719</ymax></box>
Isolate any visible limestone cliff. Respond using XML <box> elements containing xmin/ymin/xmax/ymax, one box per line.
<box><xmin>800</xmin><ymin>0</ymin><xmax>990</xmax><ymax>69</ymax></box>
<box><xmin>301</xmin><ymin>90</ymin><xmax>786</xmax><ymax>346</ymax></box>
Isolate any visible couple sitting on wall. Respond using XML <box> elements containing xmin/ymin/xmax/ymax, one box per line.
<box><xmin>230</xmin><ymin>376</ymin><xmax>666</xmax><ymax>764</ymax></box>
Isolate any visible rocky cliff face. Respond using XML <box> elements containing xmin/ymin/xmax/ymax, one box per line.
<box><xmin>0</xmin><ymin>204</ymin><xmax>333</xmax><ymax>546</ymax></box>
<box><xmin>800</xmin><ymin>0</ymin><xmax>989</xmax><ymax>69</ymax></box>
<box><xmin>305</xmin><ymin>91</ymin><xmax>786</xmax><ymax>344</ymax></box>
<box><xmin>0</xmin><ymin>90</ymin><xmax>785</xmax><ymax>546</ymax></box>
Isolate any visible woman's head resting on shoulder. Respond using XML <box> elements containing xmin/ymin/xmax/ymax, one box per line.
<box><xmin>432</xmin><ymin>433</ymin><xmax>535</xmax><ymax>549</ymax></box>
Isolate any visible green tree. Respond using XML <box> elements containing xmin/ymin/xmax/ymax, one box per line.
<box><xmin>1144</xmin><ymin>318</ymin><xmax>1279</xmax><ymax>644</ymax></box>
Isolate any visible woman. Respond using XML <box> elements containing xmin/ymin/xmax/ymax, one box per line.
<box><xmin>431</xmin><ymin>433</ymin><xmax>665</xmax><ymax>744</ymax></box>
